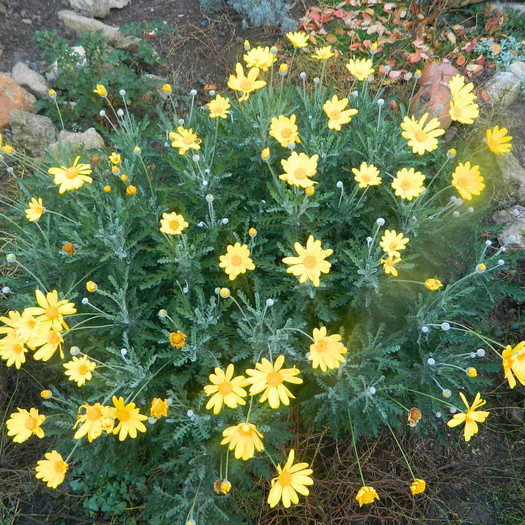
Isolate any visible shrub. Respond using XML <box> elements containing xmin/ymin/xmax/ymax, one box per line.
<box><xmin>1</xmin><ymin>39</ymin><xmax>523</xmax><ymax>524</ymax></box>
<box><xmin>200</xmin><ymin>0</ymin><xmax>298</xmax><ymax>32</ymax></box>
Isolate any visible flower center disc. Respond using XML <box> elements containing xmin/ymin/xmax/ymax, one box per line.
<box><xmin>25</xmin><ymin>417</ymin><xmax>38</xmax><ymax>430</ymax></box>
<box><xmin>218</xmin><ymin>382</ymin><xmax>233</xmax><ymax>395</ymax></box>
<box><xmin>278</xmin><ymin>471</ymin><xmax>292</xmax><ymax>486</ymax></box>
<box><xmin>117</xmin><ymin>409</ymin><xmax>130</xmax><ymax>422</ymax></box>
<box><xmin>86</xmin><ymin>406</ymin><xmax>102</xmax><ymax>421</ymax></box>
<box><xmin>240</xmin><ymin>79</ymin><xmax>252</xmax><ymax>91</ymax></box>
<box><xmin>79</xmin><ymin>364</ymin><xmax>89</xmax><ymax>375</ymax></box>
<box><xmin>169</xmin><ymin>220</ymin><xmax>179</xmax><ymax>230</ymax></box>
<box><xmin>414</xmin><ymin>129</ymin><xmax>428</xmax><ymax>142</ymax></box>
<box><xmin>303</xmin><ymin>255</ymin><xmax>317</xmax><ymax>268</ymax></box>
<box><xmin>54</xmin><ymin>461</ymin><xmax>66</xmax><ymax>474</ymax></box>
<box><xmin>294</xmin><ymin>167</ymin><xmax>307</xmax><ymax>180</ymax></box>
<box><xmin>240</xmin><ymin>423</ymin><xmax>252</xmax><ymax>434</ymax></box>
<box><xmin>14</xmin><ymin>344</ymin><xmax>24</xmax><ymax>354</ymax></box>
<box><xmin>281</xmin><ymin>128</ymin><xmax>291</xmax><ymax>138</ymax></box>
<box><xmin>400</xmin><ymin>178</ymin><xmax>412</xmax><ymax>190</ymax></box>
<box><xmin>267</xmin><ymin>371</ymin><xmax>283</xmax><ymax>386</ymax></box>
<box><xmin>183</xmin><ymin>135</ymin><xmax>194</xmax><ymax>145</ymax></box>
<box><xmin>45</xmin><ymin>306</ymin><xmax>59</xmax><ymax>319</ymax></box>
<box><xmin>65</xmin><ymin>167</ymin><xmax>79</xmax><ymax>179</ymax></box>
<box><xmin>316</xmin><ymin>339</ymin><xmax>328</xmax><ymax>352</ymax></box>
<box><xmin>231</xmin><ymin>255</ymin><xmax>242</xmax><ymax>266</ymax></box>
<box><xmin>330</xmin><ymin>110</ymin><xmax>341</xmax><ymax>120</ymax></box>
<box><xmin>48</xmin><ymin>331</ymin><xmax>61</xmax><ymax>344</ymax></box>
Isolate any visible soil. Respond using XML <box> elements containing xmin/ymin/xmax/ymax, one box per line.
<box><xmin>0</xmin><ymin>0</ymin><xmax>276</xmax><ymax>88</ymax></box>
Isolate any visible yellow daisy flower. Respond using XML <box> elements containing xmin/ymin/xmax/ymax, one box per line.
<box><xmin>0</xmin><ymin>310</ymin><xmax>48</xmax><ymax>348</ymax></box>
<box><xmin>219</xmin><ymin>243</ymin><xmax>255</xmax><ymax>281</ymax></box>
<box><xmin>346</xmin><ymin>58</ymin><xmax>375</xmax><ymax>81</ymax></box>
<box><xmin>312</xmin><ymin>46</ymin><xmax>334</xmax><ymax>60</ymax></box>
<box><xmin>424</xmin><ymin>278</ymin><xmax>443</xmax><ymax>291</ymax></box>
<box><xmin>48</xmin><ymin>156</ymin><xmax>93</xmax><ymax>194</ymax></box>
<box><xmin>243</xmin><ymin>46</ymin><xmax>276</xmax><ymax>71</ymax></box>
<box><xmin>451</xmin><ymin>162</ymin><xmax>485</xmax><ymax>200</ymax></box>
<box><xmin>112</xmin><ymin>396</ymin><xmax>148</xmax><ymax>441</ymax></box>
<box><xmin>447</xmin><ymin>392</ymin><xmax>490</xmax><ymax>442</ymax></box>
<box><xmin>283</xmin><ymin>235</ymin><xmax>333</xmax><ymax>287</ymax></box>
<box><xmin>35</xmin><ymin>450</ymin><xmax>68</xmax><ymax>489</ymax></box>
<box><xmin>24</xmin><ymin>290</ymin><xmax>76</xmax><ymax>332</ymax></box>
<box><xmin>108</xmin><ymin>152</ymin><xmax>121</xmax><ymax>165</ymax></box>
<box><xmin>410</xmin><ymin>478</ymin><xmax>426</xmax><ymax>495</ymax></box>
<box><xmin>286</xmin><ymin>31</ymin><xmax>309</xmax><ymax>48</ymax></box>
<box><xmin>204</xmin><ymin>363</ymin><xmax>247</xmax><ymax>414</ymax></box>
<box><xmin>93</xmin><ymin>84</ymin><xmax>107</xmax><ymax>97</ymax></box>
<box><xmin>309</xmin><ymin>327</ymin><xmax>347</xmax><ymax>372</ymax></box>
<box><xmin>227</xmin><ymin>63</ymin><xmax>266</xmax><ymax>102</ymax></box>
<box><xmin>448</xmin><ymin>75</ymin><xmax>479</xmax><ymax>124</ymax></box>
<box><xmin>323</xmin><ymin>95</ymin><xmax>358</xmax><ymax>131</ymax></box>
<box><xmin>73</xmin><ymin>403</ymin><xmax>116</xmax><ymax>442</ymax></box>
<box><xmin>150</xmin><ymin>398</ymin><xmax>169</xmax><ymax>419</ymax></box>
<box><xmin>221</xmin><ymin>422</ymin><xmax>264</xmax><ymax>460</ymax></box>
<box><xmin>391</xmin><ymin>168</ymin><xmax>426</xmax><ymax>200</ymax></box>
<box><xmin>267</xmin><ymin>449</ymin><xmax>314</xmax><ymax>508</ymax></box>
<box><xmin>161</xmin><ymin>83</ymin><xmax>172</xmax><ymax>93</ymax></box>
<box><xmin>245</xmin><ymin>355</ymin><xmax>303</xmax><ymax>409</ymax></box>
<box><xmin>31</xmin><ymin>327</ymin><xmax>64</xmax><ymax>361</ymax></box>
<box><xmin>159</xmin><ymin>212</ymin><xmax>189</xmax><ymax>235</ymax></box>
<box><xmin>485</xmin><ymin>125</ymin><xmax>512</xmax><ymax>155</ymax></box>
<box><xmin>6</xmin><ymin>407</ymin><xmax>45</xmax><ymax>443</ymax></box>
<box><xmin>169</xmin><ymin>331</ymin><xmax>187</xmax><ymax>348</ymax></box>
<box><xmin>63</xmin><ymin>355</ymin><xmax>96</xmax><ymax>387</ymax></box>
<box><xmin>279</xmin><ymin>151</ymin><xmax>319</xmax><ymax>189</ymax></box>
<box><xmin>380</xmin><ymin>255</ymin><xmax>401</xmax><ymax>277</ymax></box>
<box><xmin>352</xmin><ymin>162</ymin><xmax>381</xmax><ymax>188</ymax></box>
<box><xmin>25</xmin><ymin>198</ymin><xmax>45</xmax><ymax>222</ymax></box>
<box><xmin>355</xmin><ymin>485</ymin><xmax>379</xmax><ymax>506</ymax></box>
<box><xmin>169</xmin><ymin>126</ymin><xmax>202</xmax><ymax>155</ymax></box>
<box><xmin>400</xmin><ymin>113</ymin><xmax>445</xmax><ymax>155</ymax></box>
<box><xmin>0</xmin><ymin>333</ymin><xmax>28</xmax><ymax>369</ymax></box>
<box><xmin>207</xmin><ymin>94</ymin><xmax>231</xmax><ymax>119</ymax></box>
<box><xmin>269</xmin><ymin>114</ymin><xmax>301</xmax><ymax>148</ymax></box>
<box><xmin>379</xmin><ymin>230</ymin><xmax>409</xmax><ymax>258</ymax></box>
<box><xmin>502</xmin><ymin>341</ymin><xmax>525</xmax><ymax>389</ymax></box>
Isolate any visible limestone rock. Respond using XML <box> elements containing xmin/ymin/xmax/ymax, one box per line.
<box><xmin>9</xmin><ymin>110</ymin><xmax>57</xmax><ymax>158</ymax></box>
<box><xmin>58</xmin><ymin>10</ymin><xmax>139</xmax><ymax>51</ymax></box>
<box><xmin>0</xmin><ymin>73</ymin><xmax>36</xmax><ymax>130</ymax></box>
<box><xmin>11</xmin><ymin>62</ymin><xmax>50</xmax><ymax>98</ymax></box>
<box><xmin>485</xmin><ymin>71</ymin><xmax>522</xmax><ymax>107</ymax></box>
<box><xmin>496</xmin><ymin>153</ymin><xmax>525</xmax><ymax>203</ymax></box>
<box><xmin>108</xmin><ymin>0</ymin><xmax>131</xmax><ymax>8</ymax></box>
<box><xmin>49</xmin><ymin>128</ymin><xmax>105</xmax><ymax>153</ymax></box>
<box><xmin>493</xmin><ymin>205</ymin><xmax>525</xmax><ymax>250</ymax></box>
<box><xmin>509</xmin><ymin>61</ymin><xmax>525</xmax><ymax>79</ymax></box>
<box><xmin>70</xmin><ymin>0</ymin><xmax>111</xmax><ymax>18</ymax></box>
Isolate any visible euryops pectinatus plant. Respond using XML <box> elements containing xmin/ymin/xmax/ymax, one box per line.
<box><xmin>1</xmin><ymin>33</ymin><xmax>522</xmax><ymax>524</ymax></box>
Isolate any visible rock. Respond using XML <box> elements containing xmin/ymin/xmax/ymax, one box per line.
<box><xmin>69</xmin><ymin>0</ymin><xmax>110</xmax><ymax>18</ymax></box>
<box><xmin>11</xmin><ymin>62</ymin><xmax>50</xmax><ymax>98</ymax></box>
<box><xmin>8</xmin><ymin>110</ymin><xmax>57</xmax><ymax>158</ymax></box>
<box><xmin>485</xmin><ymin>71</ymin><xmax>522</xmax><ymax>107</ymax></box>
<box><xmin>445</xmin><ymin>0</ymin><xmax>484</xmax><ymax>6</ymax></box>
<box><xmin>508</xmin><ymin>61</ymin><xmax>525</xmax><ymax>79</ymax></box>
<box><xmin>58</xmin><ymin>10</ymin><xmax>139</xmax><ymax>51</ymax></box>
<box><xmin>108</xmin><ymin>0</ymin><xmax>131</xmax><ymax>7</ymax></box>
<box><xmin>0</xmin><ymin>73</ymin><xmax>36</xmax><ymax>130</ymax></box>
<box><xmin>496</xmin><ymin>153</ymin><xmax>525</xmax><ymax>203</ymax></box>
<box><xmin>493</xmin><ymin>205</ymin><xmax>525</xmax><ymax>250</ymax></box>
<box><xmin>489</xmin><ymin>3</ymin><xmax>525</xmax><ymax>16</ymax></box>
<box><xmin>49</xmin><ymin>127</ymin><xmax>105</xmax><ymax>153</ymax></box>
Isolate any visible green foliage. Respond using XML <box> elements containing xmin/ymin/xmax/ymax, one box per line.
<box><xmin>33</xmin><ymin>23</ymin><xmax>172</xmax><ymax>130</ymax></box>
<box><xmin>200</xmin><ymin>0</ymin><xmax>298</xmax><ymax>32</ymax></box>
<box><xmin>475</xmin><ymin>36</ymin><xmax>525</xmax><ymax>69</ymax></box>
<box><xmin>1</xmin><ymin>47</ymin><xmax>522</xmax><ymax>524</ymax></box>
